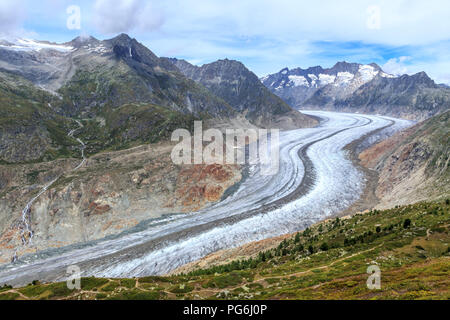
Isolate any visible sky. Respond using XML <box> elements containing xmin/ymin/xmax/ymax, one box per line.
<box><xmin>1</xmin><ymin>0</ymin><xmax>450</xmax><ymax>84</ymax></box>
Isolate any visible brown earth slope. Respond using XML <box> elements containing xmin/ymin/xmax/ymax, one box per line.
<box><xmin>359</xmin><ymin>110</ymin><xmax>449</xmax><ymax>208</ymax></box>
<box><xmin>0</xmin><ymin>142</ymin><xmax>241</xmax><ymax>264</ymax></box>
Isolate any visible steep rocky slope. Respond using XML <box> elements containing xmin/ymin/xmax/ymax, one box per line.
<box><xmin>56</xmin><ymin>35</ymin><xmax>235</xmax><ymax>120</ymax></box>
<box><xmin>359</xmin><ymin>111</ymin><xmax>449</xmax><ymax>208</ymax></box>
<box><xmin>166</xmin><ymin>58</ymin><xmax>316</xmax><ymax>129</ymax></box>
<box><xmin>0</xmin><ymin>71</ymin><xmax>79</xmax><ymax>163</ymax></box>
<box><xmin>0</xmin><ymin>35</ymin><xmax>234</xmax><ymax>119</ymax></box>
<box><xmin>0</xmin><ymin>35</ymin><xmax>236</xmax><ymax>163</ymax></box>
<box><xmin>0</xmin><ymin>70</ymin><xmax>198</xmax><ymax>163</ymax></box>
<box><xmin>0</xmin><ymin>142</ymin><xmax>241</xmax><ymax>264</ymax></box>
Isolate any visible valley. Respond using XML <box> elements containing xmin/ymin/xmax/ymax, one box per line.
<box><xmin>0</xmin><ymin>33</ymin><xmax>448</xmax><ymax>300</ymax></box>
<box><xmin>0</xmin><ymin>111</ymin><xmax>412</xmax><ymax>287</ymax></box>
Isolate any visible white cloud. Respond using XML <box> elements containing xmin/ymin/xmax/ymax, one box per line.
<box><xmin>382</xmin><ymin>56</ymin><xmax>412</xmax><ymax>75</ymax></box>
<box><xmin>157</xmin><ymin>0</ymin><xmax>450</xmax><ymax>47</ymax></box>
<box><xmin>92</xmin><ymin>0</ymin><xmax>164</xmax><ymax>35</ymax></box>
<box><xmin>0</xmin><ymin>0</ymin><xmax>25</xmax><ymax>37</ymax></box>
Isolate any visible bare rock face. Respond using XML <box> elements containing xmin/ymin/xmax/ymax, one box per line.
<box><xmin>359</xmin><ymin>111</ymin><xmax>449</xmax><ymax>208</ymax></box>
<box><xmin>0</xmin><ymin>143</ymin><xmax>241</xmax><ymax>264</ymax></box>
<box><xmin>168</xmin><ymin>164</ymin><xmax>241</xmax><ymax>211</ymax></box>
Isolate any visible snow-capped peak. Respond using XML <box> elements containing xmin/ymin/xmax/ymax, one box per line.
<box><xmin>358</xmin><ymin>64</ymin><xmax>379</xmax><ymax>82</ymax></box>
<box><xmin>0</xmin><ymin>38</ymin><xmax>74</xmax><ymax>52</ymax></box>
<box><xmin>262</xmin><ymin>62</ymin><xmax>398</xmax><ymax>90</ymax></box>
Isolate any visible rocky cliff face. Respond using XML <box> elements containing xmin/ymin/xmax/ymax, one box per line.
<box><xmin>334</xmin><ymin>72</ymin><xmax>450</xmax><ymax>120</ymax></box>
<box><xmin>166</xmin><ymin>58</ymin><xmax>317</xmax><ymax>129</ymax></box>
<box><xmin>359</xmin><ymin>111</ymin><xmax>449</xmax><ymax>208</ymax></box>
<box><xmin>0</xmin><ymin>143</ymin><xmax>241</xmax><ymax>264</ymax></box>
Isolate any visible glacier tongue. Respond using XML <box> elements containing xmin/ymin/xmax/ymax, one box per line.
<box><xmin>0</xmin><ymin>111</ymin><xmax>414</xmax><ymax>285</ymax></box>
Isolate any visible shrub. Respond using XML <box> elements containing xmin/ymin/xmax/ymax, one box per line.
<box><xmin>169</xmin><ymin>284</ymin><xmax>194</xmax><ymax>294</ymax></box>
<box><xmin>120</xmin><ymin>279</ymin><xmax>136</xmax><ymax>289</ymax></box>
<box><xmin>0</xmin><ymin>292</ymin><xmax>19</xmax><ymax>300</ymax></box>
<box><xmin>206</xmin><ymin>272</ymin><xmax>243</xmax><ymax>289</ymax></box>
<box><xmin>95</xmin><ymin>293</ymin><xmax>107</xmax><ymax>299</ymax></box>
<box><xmin>403</xmin><ymin>219</ymin><xmax>412</xmax><ymax>229</ymax></box>
<box><xmin>108</xmin><ymin>290</ymin><xmax>160</xmax><ymax>300</ymax></box>
<box><xmin>101</xmin><ymin>282</ymin><xmax>120</xmax><ymax>292</ymax></box>
<box><xmin>81</xmin><ymin>277</ymin><xmax>109</xmax><ymax>291</ymax></box>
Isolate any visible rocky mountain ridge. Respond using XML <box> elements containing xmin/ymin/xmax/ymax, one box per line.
<box><xmin>0</xmin><ymin>34</ymin><xmax>317</xmax><ymax>164</ymax></box>
<box><xmin>263</xmin><ymin>61</ymin><xmax>450</xmax><ymax>120</ymax></box>
<box><xmin>165</xmin><ymin>57</ymin><xmax>316</xmax><ymax>128</ymax></box>
<box><xmin>262</xmin><ymin>61</ymin><xmax>394</xmax><ymax>107</ymax></box>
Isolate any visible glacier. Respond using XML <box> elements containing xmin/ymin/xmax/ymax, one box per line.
<box><xmin>0</xmin><ymin>111</ymin><xmax>414</xmax><ymax>286</ymax></box>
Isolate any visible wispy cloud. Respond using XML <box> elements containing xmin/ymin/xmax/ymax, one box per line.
<box><xmin>382</xmin><ymin>56</ymin><xmax>412</xmax><ymax>75</ymax></box>
<box><xmin>92</xmin><ymin>0</ymin><xmax>164</xmax><ymax>35</ymax></box>
<box><xmin>0</xmin><ymin>0</ymin><xmax>25</xmax><ymax>37</ymax></box>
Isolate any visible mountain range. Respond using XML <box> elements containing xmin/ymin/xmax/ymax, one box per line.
<box><xmin>164</xmin><ymin>57</ymin><xmax>312</xmax><ymax>128</ymax></box>
<box><xmin>0</xmin><ymin>34</ymin><xmax>314</xmax><ymax>163</ymax></box>
<box><xmin>262</xmin><ymin>62</ymin><xmax>450</xmax><ymax>120</ymax></box>
<box><xmin>0</xmin><ymin>34</ymin><xmax>448</xmax><ymax>298</ymax></box>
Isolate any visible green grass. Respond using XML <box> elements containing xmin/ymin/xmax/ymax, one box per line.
<box><xmin>0</xmin><ymin>292</ymin><xmax>19</xmax><ymax>300</ymax></box>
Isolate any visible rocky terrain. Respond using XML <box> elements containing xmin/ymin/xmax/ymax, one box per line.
<box><xmin>263</xmin><ymin>62</ymin><xmax>450</xmax><ymax>120</ymax></box>
<box><xmin>360</xmin><ymin>110</ymin><xmax>449</xmax><ymax>208</ymax></box>
<box><xmin>0</xmin><ymin>141</ymin><xmax>241</xmax><ymax>264</ymax></box>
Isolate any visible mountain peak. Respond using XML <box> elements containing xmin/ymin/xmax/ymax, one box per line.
<box><xmin>331</xmin><ymin>61</ymin><xmax>360</xmax><ymax>73</ymax></box>
<box><xmin>408</xmin><ymin>71</ymin><xmax>436</xmax><ymax>87</ymax></box>
<box><xmin>368</xmin><ymin>62</ymin><xmax>383</xmax><ymax>71</ymax></box>
<box><xmin>67</xmin><ymin>35</ymin><xmax>99</xmax><ymax>47</ymax></box>
<box><xmin>115</xmin><ymin>33</ymin><xmax>132</xmax><ymax>40</ymax></box>
<box><xmin>107</xmin><ymin>33</ymin><xmax>135</xmax><ymax>46</ymax></box>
